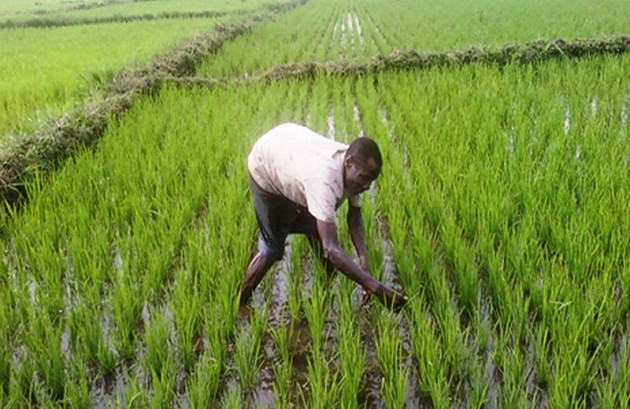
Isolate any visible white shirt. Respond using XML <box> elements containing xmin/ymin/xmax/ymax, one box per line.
<box><xmin>248</xmin><ymin>123</ymin><xmax>361</xmax><ymax>223</ymax></box>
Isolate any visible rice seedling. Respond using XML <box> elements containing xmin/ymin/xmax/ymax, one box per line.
<box><xmin>375</xmin><ymin>313</ymin><xmax>408</xmax><ymax>408</ymax></box>
<box><xmin>233</xmin><ymin>307</ymin><xmax>266</xmax><ymax>393</ymax></box>
<box><xmin>170</xmin><ymin>269</ymin><xmax>203</xmax><ymax>373</ymax></box>
<box><xmin>119</xmin><ymin>372</ymin><xmax>150</xmax><ymax>409</ymax></box>
<box><xmin>336</xmin><ymin>279</ymin><xmax>367</xmax><ymax>409</ymax></box>
<box><xmin>270</xmin><ymin>325</ymin><xmax>292</xmax><ymax>409</ymax></box>
<box><xmin>186</xmin><ymin>348</ymin><xmax>222</xmax><ymax>407</ymax></box>
<box><xmin>222</xmin><ymin>384</ymin><xmax>243</xmax><ymax>409</ymax></box>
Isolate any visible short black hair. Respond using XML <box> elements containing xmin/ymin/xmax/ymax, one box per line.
<box><xmin>347</xmin><ymin>137</ymin><xmax>383</xmax><ymax>169</ymax></box>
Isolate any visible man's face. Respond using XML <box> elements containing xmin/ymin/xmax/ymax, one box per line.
<box><xmin>343</xmin><ymin>155</ymin><xmax>381</xmax><ymax>196</ymax></box>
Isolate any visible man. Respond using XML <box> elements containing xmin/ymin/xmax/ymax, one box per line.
<box><xmin>240</xmin><ymin>122</ymin><xmax>407</xmax><ymax>311</ymax></box>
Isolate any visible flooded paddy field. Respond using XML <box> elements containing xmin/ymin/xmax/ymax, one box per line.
<box><xmin>2</xmin><ymin>0</ymin><xmax>630</xmax><ymax>407</ymax></box>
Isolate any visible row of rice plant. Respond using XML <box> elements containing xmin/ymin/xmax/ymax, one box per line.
<box><xmin>351</xmin><ymin>54</ymin><xmax>630</xmax><ymax>406</ymax></box>
<box><xmin>197</xmin><ymin>0</ymin><xmax>630</xmax><ymax>79</ymax></box>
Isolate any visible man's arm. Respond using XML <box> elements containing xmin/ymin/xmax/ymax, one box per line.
<box><xmin>347</xmin><ymin>203</ymin><xmax>369</xmax><ymax>272</ymax></box>
<box><xmin>317</xmin><ymin>219</ymin><xmax>406</xmax><ymax>310</ymax></box>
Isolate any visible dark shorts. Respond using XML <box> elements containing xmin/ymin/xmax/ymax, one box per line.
<box><xmin>250</xmin><ymin>175</ymin><xmax>318</xmax><ymax>261</ymax></box>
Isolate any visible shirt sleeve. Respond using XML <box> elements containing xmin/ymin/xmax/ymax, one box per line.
<box><xmin>303</xmin><ymin>179</ymin><xmax>338</xmax><ymax>223</ymax></box>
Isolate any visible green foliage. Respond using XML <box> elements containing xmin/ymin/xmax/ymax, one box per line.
<box><xmin>2</xmin><ymin>0</ymin><xmax>630</xmax><ymax>407</ymax></box>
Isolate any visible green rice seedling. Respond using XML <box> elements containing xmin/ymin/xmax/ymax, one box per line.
<box><xmin>187</xmin><ymin>350</ymin><xmax>221</xmax><ymax>407</ymax></box>
<box><xmin>301</xmin><ymin>262</ymin><xmax>342</xmax><ymax>407</ymax></box>
<box><xmin>407</xmin><ymin>295</ymin><xmax>448</xmax><ymax>408</ymax></box>
<box><xmin>498</xmin><ymin>342</ymin><xmax>530</xmax><ymax>407</ymax></box>
<box><xmin>222</xmin><ymin>384</ymin><xmax>243</xmax><ymax>409</ymax></box>
<box><xmin>171</xmin><ymin>270</ymin><xmax>203</xmax><ymax>373</ymax></box>
<box><xmin>336</xmin><ymin>280</ymin><xmax>366</xmax><ymax>409</ymax></box>
<box><xmin>467</xmin><ymin>358</ymin><xmax>490</xmax><ymax>409</ymax></box>
<box><xmin>66</xmin><ymin>297</ymin><xmax>115</xmax><ymax>375</ymax></box>
<box><xmin>595</xmin><ymin>374</ymin><xmax>630</xmax><ymax>409</ymax></box>
<box><xmin>23</xmin><ymin>309</ymin><xmax>65</xmax><ymax>400</ymax></box>
<box><xmin>303</xmin><ymin>269</ymin><xmax>329</xmax><ymax>354</ymax></box>
<box><xmin>271</xmin><ymin>325</ymin><xmax>293</xmax><ymax>409</ymax></box>
<box><xmin>143</xmin><ymin>307</ymin><xmax>172</xmax><ymax>379</ymax></box>
<box><xmin>109</xmin><ymin>273</ymin><xmax>143</xmax><ymax>361</ymax></box>
<box><xmin>306</xmin><ymin>348</ymin><xmax>342</xmax><ymax>409</ymax></box>
<box><xmin>63</xmin><ymin>358</ymin><xmax>91</xmax><ymax>409</ymax></box>
<box><xmin>0</xmin><ymin>288</ymin><xmax>13</xmax><ymax>402</ymax></box>
<box><xmin>439</xmin><ymin>214</ymin><xmax>479</xmax><ymax>318</ymax></box>
<box><xmin>306</xmin><ymin>77</ymin><xmax>332</xmax><ymax>132</ymax></box>
<box><xmin>234</xmin><ymin>308</ymin><xmax>266</xmax><ymax>392</ymax></box>
<box><xmin>605</xmin><ymin>332</ymin><xmax>630</xmax><ymax>406</ymax></box>
<box><xmin>375</xmin><ymin>313</ymin><xmax>408</xmax><ymax>408</ymax></box>
<box><xmin>118</xmin><ymin>372</ymin><xmax>150</xmax><ymax>409</ymax></box>
<box><xmin>0</xmin><ymin>344</ymin><xmax>8</xmax><ymax>395</ymax></box>
<box><xmin>7</xmin><ymin>346</ymin><xmax>36</xmax><ymax>406</ymax></box>
<box><xmin>287</xmin><ymin>239</ymin><xmax>307</xmax><ymax>322</ymax></box>
<box><xmin>466</xmin><ymin>302</ymin><xmax>496</xmax><ymax>407</ymax></box>
<box><xmin>150</xmin><ymin>353</ymin><xmax>177</xmax><ymax>409</ymax></box>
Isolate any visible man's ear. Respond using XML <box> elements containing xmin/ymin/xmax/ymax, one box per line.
<box><xmin>344</xmin><ymin>154</ymin><xmax>352</xmax><ymax>167</ymax></box>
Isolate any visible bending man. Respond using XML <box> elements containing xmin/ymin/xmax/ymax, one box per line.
<box><xmin>240</xmin><ymin>122</ymin><xmax>407</xmax><ymax>310</ymax></box>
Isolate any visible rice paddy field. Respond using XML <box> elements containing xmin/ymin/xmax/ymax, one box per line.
<box><xmin>0</xmin><ymin>0</ymin><xmax>277</xmax><ymax>137</ymax></box>
<box><xmin>1</xmin><ymin>0</ymin><xmax>630</xmax><ymax>408</ymax></box>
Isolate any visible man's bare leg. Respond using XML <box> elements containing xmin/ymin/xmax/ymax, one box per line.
<box><xmin>240</xmin><ymin>251</ymin><xmax>275</xmax><ymax>305</ymax></box>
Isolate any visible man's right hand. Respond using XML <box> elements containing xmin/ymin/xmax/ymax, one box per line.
<box><xmin>373</xmin><ymin>284</ymin><xmax>407</xmax><ymax>312</ymax></box>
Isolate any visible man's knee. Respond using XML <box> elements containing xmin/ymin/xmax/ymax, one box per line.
<box><xmin>258</xmin><ymin>236</ymin><xmax>284</xmax><ymax>262</ymax></box>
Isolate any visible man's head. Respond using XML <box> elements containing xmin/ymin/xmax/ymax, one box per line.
<box><xmin>343</xmin><ymin>137</ymin><xmax>383</xmax><ymax>196</ymax></box>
